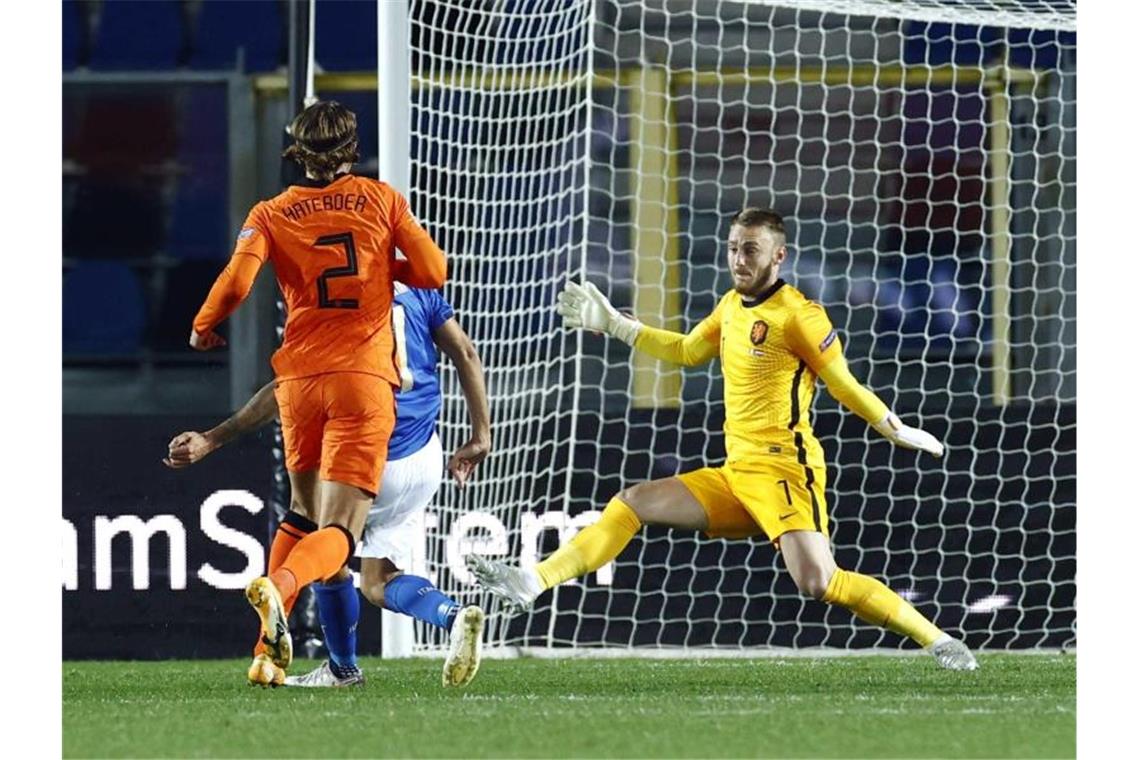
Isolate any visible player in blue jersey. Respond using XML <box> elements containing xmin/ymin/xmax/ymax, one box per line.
<box><xmin>165</xmin><ymin>283</ymin><xmax>491</xmax><ymax>688</ymax></box>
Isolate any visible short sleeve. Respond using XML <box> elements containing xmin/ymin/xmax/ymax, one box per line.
<box><xmin>233</xmin><ymin>203</ymin><xmax>272</xmax><ymax>263</ymax></box>
<box><xmin>785</xmin><ymin>302</ymin><xmax>843</xmax><ymax>374</ymax></box>
<box><xmin>427</xmin><ymin>289</ymin><xmax>456</xmax><ymax>332</ymax></box>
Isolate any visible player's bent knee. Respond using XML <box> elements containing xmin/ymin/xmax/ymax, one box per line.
<box><xmin>616</xmin><ymin>483</ymin><xmax>658</xmax><ymax>523</ymax></box>
<box><xmin>794</xmin><ymin>567</ymin><xmax>835</xmax><ymax>600</ymax></box>
<box><xmin>361</xmin><ymin>581</ymin><xmax>386</xmax><ymax>609</ymax></box>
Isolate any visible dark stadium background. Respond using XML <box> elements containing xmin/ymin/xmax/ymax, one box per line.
<box><xmin>62</xmin><ymin>0</ymin><xmax>1075</xmax><ymax>658</ymax></box>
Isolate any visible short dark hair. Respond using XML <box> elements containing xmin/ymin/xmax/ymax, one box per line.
<box><xmin>282</xmin><ymin>100</ymin><xmax>360</xmax><ymax>180</ymax></box>
<box><xmin>730</xmin><ymin>208</ymin><xmax>786</xmax><ymax>242</ymax></box>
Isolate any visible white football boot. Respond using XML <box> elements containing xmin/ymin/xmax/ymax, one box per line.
<box><xmin>284</xmin><ymin>660</ymin><xmax>365</xmax><ymax>688</ymax></box>
<box><xmin>442</xmin><ymin>605</ymin><xmax>486</xmax><ymax>688</ymax></box>
<box><xmin>465</xmin><ymin>554</ymin><xmax>543</xmax><ymax>615</ymax></box>
<box><xmin>927</xmin><ymin>635</ymin><xmax>979</xmax><ymax>671</ymax></box>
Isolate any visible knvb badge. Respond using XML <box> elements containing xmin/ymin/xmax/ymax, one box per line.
<box><xmin>750</xmin><ymin>320</ymin><xmax>769</xmax><ymax>345</ymax></box>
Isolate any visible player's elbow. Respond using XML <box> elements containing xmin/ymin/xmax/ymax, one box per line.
<box><xmin>419</xmin><ymin>254</ymin><xmax>447</xmax><ymax>288</ymax></box>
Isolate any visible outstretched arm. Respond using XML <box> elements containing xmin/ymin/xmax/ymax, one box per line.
<box><xmin>163</xmin><ymin>381</ymin><xmax>279</xmax><ymax>468</ymax></box>
<box><xmin>556</xmin><ymin>280</ymin><xmax>720</xmax><ymax>367</ymax></box>
<box><xmin>786</xmin><ymin>304</ymin><xmax>943</xmax><ymax>458</ymax></box>
<box><xmin>433</xmin><ymin>317</ymin><xmax>491</xmax><ymax>488</ymax></box>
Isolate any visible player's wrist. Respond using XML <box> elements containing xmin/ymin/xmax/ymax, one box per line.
<box><xmin>607</xmin><ymin>313</ymin><xmax>642</xmax><ymax>346</ymax></box>
<box><xmin>871</xmin><ymin>411</ymin><xmax>902</xmax><ymax>441</ymax></box>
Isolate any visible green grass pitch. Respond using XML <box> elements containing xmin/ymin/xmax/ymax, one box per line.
<box><xmin>63</xmin><ymin>654</ymin><xmax>1074</xmax><ymax>758</ymax></box>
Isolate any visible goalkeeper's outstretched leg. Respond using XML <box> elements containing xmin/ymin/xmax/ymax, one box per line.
<box><xmin>468</xmin><ymin>475</ymin><xmax>977</xmax><ymax>671</ymax></box>
<box><xmin>468</xmin><ymin>477</ymin><xmax>728</xmax><ymax>613</ymax></box>
<box><xmin>779</xmin><ymin>530</ymin><xmax>978</xmax><ymax>671</ymax></box>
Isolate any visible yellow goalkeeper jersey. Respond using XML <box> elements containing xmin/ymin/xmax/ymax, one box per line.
<box><xmin>636</xmin><ymin>279</ymin><xmax>843</xmax><ymax>469</ymax></box>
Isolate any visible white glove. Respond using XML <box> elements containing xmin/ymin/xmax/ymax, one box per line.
<box><xmin>556</xmin><ymin>280</ymin><xmax>642</xmax><ymax>346</ymax></box>
<box><xmin>872</xmin><ymin>412</ymin><xmax>945</xmax><ymax>458</ymax></box>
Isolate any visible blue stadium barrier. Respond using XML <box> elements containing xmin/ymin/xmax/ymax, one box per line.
<box><xmin>89</xmin><ymin>0</ymin><xmax>183</xmax><ymax>70</ymax></box>
<box><xmin>62</xmin><ymin>261</ymin><xmax>147</xmax><ymax>355</ymax></box>
<box><xmin>189</xmin><ymin>0</ymin><xmax>283</xmax><ymax>72</ymax></box>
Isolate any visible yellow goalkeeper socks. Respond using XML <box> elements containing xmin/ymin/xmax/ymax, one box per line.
<box><xmin>535</xmin><ymin>497</ymin><xmax>642</xmax><ymax>590</ymax></box>
<box><xmin>822</xmin><ymin>569</ymin><xmax>943</xmax><ymax>648</ymax></box>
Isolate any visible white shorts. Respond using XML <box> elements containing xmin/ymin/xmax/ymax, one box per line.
<box><xmin>358</xmin><ymin>432</ymin><xmax>443</xmax><ymax>567</ymax></box>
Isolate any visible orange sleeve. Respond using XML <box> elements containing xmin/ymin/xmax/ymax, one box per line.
<box><xmin>784</xmin><ymin>302</ymin><xmax>843</xmax><ymax>374</ymax></box>
<box><xmin>389</xmin><ymin>191</ymin><xmax>446</xmax><ymax>288</ymax></box>
<box><xmin>191</xmin><ymin>207</ymin><xmax>269</xmax><ymax>334</ymax></box>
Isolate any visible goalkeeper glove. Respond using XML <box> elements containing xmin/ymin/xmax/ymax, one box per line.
<box><xmin>872</xmin><ymin>412</ymin><xmax>945</xmax><ymax>458</ymax></box>
<box><xmin>556</xmin><ymin>280</ymin><xmax>642</xmax><ymax>346</ymax></box>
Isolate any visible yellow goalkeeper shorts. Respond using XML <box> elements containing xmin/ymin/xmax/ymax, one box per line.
<box><xmin>676</xmin><ymin>459</ymin><xmax>829</xmax><ymax>546</ymax></box>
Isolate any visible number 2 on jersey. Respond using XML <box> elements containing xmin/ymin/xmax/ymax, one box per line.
<box><xmin>314</xmin><ymin>232</ymin><xmax>359</xmax><ymax>309</ymax></box>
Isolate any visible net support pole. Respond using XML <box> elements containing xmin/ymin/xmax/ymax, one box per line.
<box><xmin>987</xmin><ymin>64</ymin><xmax>1013</xmax><ymax>406</ymax></box>
<box><xmin>377</xmin><ymin>0</ymin><xmax>416</xmax><ymax>659</ymax></box>
<box><xmin>629</xmin><ymin>66</ymin><xmax>682</xmax><ymax>408</ymax></box>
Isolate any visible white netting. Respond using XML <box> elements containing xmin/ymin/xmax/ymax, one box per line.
<box><xmin>407</xmin><ymin>0</ymin><xmax>1076</xmax><ymax>653</ymax></box>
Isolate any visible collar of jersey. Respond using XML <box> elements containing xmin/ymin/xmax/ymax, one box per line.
<box><xmin>739</xmin><ymin>278</ymin><xmax>786</xmax><ymax>308</ymax></box>
<box><xmin>294</xmin><ymin>172</ymin><xmax>354</xmax><ymax>190</ymax></box>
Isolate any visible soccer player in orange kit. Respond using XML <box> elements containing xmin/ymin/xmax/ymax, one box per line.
<box><xmin>190</xmin><ymin>101</ymin><xmax>447</xmax><ymax>683</ymax></box>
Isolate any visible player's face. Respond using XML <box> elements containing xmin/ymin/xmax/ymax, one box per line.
<box><xmin>727</xmin><ymin>224</ymin><xmax>787</xmax><ymax>298</ymax></box>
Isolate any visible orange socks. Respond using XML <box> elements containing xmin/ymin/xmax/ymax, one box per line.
<box><xmin>270</xmin><ymin>526</ymin><xmax>354</xmax><ymax>602</ymax></box>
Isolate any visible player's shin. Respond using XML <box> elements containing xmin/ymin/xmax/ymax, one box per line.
<box><xmin>313</xmin><ymin>575</ymin><xmax>361</xmax><ymax>674</ymax></box>
<box><xmin>821</xmin><ymin>568</ymin><xmax>943</xmax><ymax>648</ymax></box>
<box><xmin>269</xmin><ymin>526</ymin><xmax>355</xmax><ymax>601</ymax></box>
<box><xmin>384</xmin><ymin>575</ymin><xmax>462</xmax><ymax>629</ymax></box>
<box><xmin>535</xmin><ymin>496</ymin><xmax>642</xmax><ymax>589</ymax></box>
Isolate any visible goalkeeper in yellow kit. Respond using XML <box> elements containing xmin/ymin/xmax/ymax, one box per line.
<box><xmin>468</xmin><ymin>208</ymin><xmax>977</xmax><ymax>670</ymax></box>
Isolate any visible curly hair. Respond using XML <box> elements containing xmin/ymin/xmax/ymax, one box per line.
<box><xmin>282</xmin><ymin>100</ymin><xmax>360</xmax><ymax>180</ymax></box>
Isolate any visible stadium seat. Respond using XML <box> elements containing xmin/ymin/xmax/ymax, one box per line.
<box><xmin>69</xmin><ymin>93</ymin><xmax>179</xmax><ymax>172</ymax></box>
<box><xmin>314</xmin><ymin>0</ymin><xmax>377</xmax><ymax>71</ymax></box>
<box><xmin>189</xmin><ymin>0</ymin><xmax>284</xmax><ymax>72</ymax></box>
<box><xmin>902</xmin><ymin>22</ymin><xmax>1001</xmax><ymax>67</ymax></box>
<box><xmin>64</xmin><ymin>178</ymin><xmax>167</xmax><ymax>260</ymax></box>
<box><xmin>154</xmin><ymin>261</ymin><xmax>227</xmax><ymax>350</ymax></box>
<box><xmin>169</xmin><ymin>180</ymin><xmax>229</xmax><ymax>261</ymax></box>
<box><xmin>63</xmin><ymin>0</ymin><xmax>83</xmax><ymax>70</ymax></box>
<box><xmin>89</xmin><ymin>0</ymin><xmax>184</xmax><ymax>70</ymax></box>
<box><xmin>62</xmin><ymin>261</ymin><xmax>147</xmax><ymax>356</ymax></box>
<box><xmin>175</xmin><ymin>86</ymin><xmax>226</xmax><ymax>169</ymax></box>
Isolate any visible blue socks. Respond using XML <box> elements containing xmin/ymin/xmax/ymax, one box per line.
<box><xmin>311</xmin><ymin>574</ymin><xmax>460</xmax><ymax>677</ymax></box>
<box><xmin>384</xmin><ymin>574</ymin><xmax>461</xmax><ymax>630</ymax></box>
<box><xmin>312</xmin><ymin>576</ymin><xmax>360</xmax><ymax>676</ymax></box>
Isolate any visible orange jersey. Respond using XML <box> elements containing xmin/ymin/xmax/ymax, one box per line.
<box><xmin>193</xmin><ymin>174</ymin><xmax>446</xmax><ymax>382</ymax></box>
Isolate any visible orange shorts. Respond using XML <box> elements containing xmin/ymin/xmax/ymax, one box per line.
<box><xmin>274</xmin><ymin>372</ymin><xmax>397</xmax><ymax>494</ymax></box>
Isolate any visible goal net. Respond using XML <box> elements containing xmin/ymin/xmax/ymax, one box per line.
<box><xmin>402</xmin><ymin>0</ymin><xmax>1076</xmax><ymax>654</ymax></box>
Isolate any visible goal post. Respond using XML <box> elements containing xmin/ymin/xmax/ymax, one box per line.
<box><xmin>361</xmin><ymin>0</ymin><xmax>1076</xmax><ymax>655</ymax></box>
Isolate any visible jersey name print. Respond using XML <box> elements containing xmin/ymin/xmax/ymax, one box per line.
<box><xmin>233</xmin><ymin>174</ymin><xmax>440</xmax><ymax>383</ymax></box>
<box><xmin>280</xmin><ymin>191</ymin><xmax>368</xmax><ymax>221</ymax></box>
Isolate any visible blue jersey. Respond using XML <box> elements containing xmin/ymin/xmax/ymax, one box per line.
<box><xmin>388</xmin><ymin>283</ymin><xmax>454</xmax><ymax>460</ymax></box>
